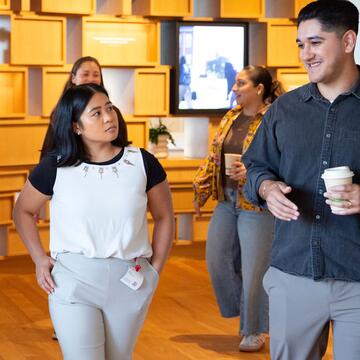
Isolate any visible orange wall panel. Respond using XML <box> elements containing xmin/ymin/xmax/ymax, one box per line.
<box><xmin>42</xmin><ymin>65</ymin><xmax>72</xmax><ymax>117</ymax></box>
<box><xmin>221</xmin><ymin>0</ymin><xmax>264</xmax><ymax>18</ymax></box>
<box><xmin>0</xmin><ymin>121</ymin><xmax>48</xmax><ymax>166</ymax></box>
<box><xmin>82</xmin><ymin>17</ymin><xmax>159</xmax><ymax>66</ymax></box>
<box><xmin>134</xmin><ymin>67</ymin><xmax>169</xmax><ymax>116</ymax></box>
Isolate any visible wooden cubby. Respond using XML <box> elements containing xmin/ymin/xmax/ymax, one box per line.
<box><xmin>161</xmin><ymin>158</ymin><xmax>216</xmax><ymax>214</ymax></box>
<box><xmin>0</xmin><ymin>0</ymin><xmax>10</xmax><ymax>10</ymax></box>
<box><xmin>0</xmin><ymin>119</ymin><xmax>48</xmax><ymax>166</ymax></box>
<box><xmin>6</xmin><ymin>222</ymin><xmax>49</xmax><ymax>256</ymax></box>
<box><xmin>0</xmin><ymin>65</ymin><xmax>27</xmax><ymax>118</ymax></box>
<box><xmin>266</xmin><ymin>20</ymin><xmax>301</xmax><ymax>67</ymax></box>
<box><xmin>276</xmin><ymin>68</ymin><xmax>308</xmax><ymax>91</ymax></box>
<box><xmin>147</xmin><ymin>213</ymin><xmax>178</xmax><ymax>242</ymax></box>
<box><xmin>82</xmin><ymin>16</ymin><xmax>160</xmax><ymax>66</ymax></box>
<box><xmin>11</xmin><ymin>14</ymin><xmax>66</xmax><ymax>65</ymax></box>
<box><xmin>0</xmin><ymin>170</ymin><xmax>28</xmax><ymax>193</ymax></box>
<box><xmin>42</xmin><ymin>65</ymin><xmax>72</xmax><ymax>117</ymax></box>
<box><xmin>193</xmin><ymin>213</ymin><xmax>212</xmax><ymax>241</ymax></box>
<box><xmin>294</xmin><ymin>0</ymin><xmax>313</xmax><ymax>17</ymax></box>
<box><xmin>10</xmin><ymin>0</ymin><xmax>31</xmax><ymax>12</ymax></box>
<box><xmin>134</xmin><ymin>66</ymin><xmax>169</xmax><ymax>116</ymax></box>
<box><xmin>248</xmin><ymin>20</ymin><xmax>301</xmax><ymax>68</ymax></box>
<box><xmin>0</xmin><ymin>193</ymin><xmax>14</xmax><ymax>224</ymax></box>
<box><xmin>132</xmin><ymin>0</ymin><xmax>192</xmax><ymax>17</ymax></box>
<box><xmin>96</xmin><ymin>0</ymin><xmax>131</xmax><ymax>16</ymax></box>
<box><xmin>220</xmin><ymin>0</ymin><xmax>264</xmax><ymax>18</ymax></box>
<box><xmin>31</xmin><ymin>0</ymin><xmax>96</xmax><ymax>15</ymax></box>
<box><xmin>266</xmin><ymin>0</ymin><xmax>313</xmax><ymax>18</ymax></box>
<box><xmin>124</xmin><ymin>116</ymin><xmax>148</xmax><ymax>148</ymax></box>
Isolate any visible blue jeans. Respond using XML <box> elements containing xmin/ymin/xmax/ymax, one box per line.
<box><xmin>206</xmin><ymin>188</ymin><xmax>274</xmax><ymax>335</ymax></box>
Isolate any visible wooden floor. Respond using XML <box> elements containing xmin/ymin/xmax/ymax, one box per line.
<box><xmin>0</xmin><ymin>242</ymin><xmax>333</xmax><ymax>359</ymax></box>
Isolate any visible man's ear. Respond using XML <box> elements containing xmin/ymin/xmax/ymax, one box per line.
<box><xmin>343</xmin><ymin>30</ymin><xmax>357</xmax><ymax>54</ymax></box>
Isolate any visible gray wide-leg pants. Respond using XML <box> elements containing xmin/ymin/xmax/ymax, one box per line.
<box><xmin>49</xmin><ymin>253</ymin><xmax>159</xmax><ymax>360</ymax></box>
<box><xmin>263</xmin><ymin>266</ymin><xmax>360</xmax><ymax>360</ymax></box>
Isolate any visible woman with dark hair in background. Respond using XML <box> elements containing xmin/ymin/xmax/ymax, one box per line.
<box><xmin>13</xmin><ymin>84</ymin><xmax>174</xmax><ymax>359</ymax></box>
<box><xmin>38</xmin><ymin>57</ymin><xmax>130</xmax><ymax>341</ymax></box>
<box><xmin>40</xmin><ymin>56</ymin><xmax>128</xmax><ymax>159</ymax></box>
<box><xmin>193</xmin><ymin>65</ymin><xmax>284</xmax><ymax>352</ymax></box>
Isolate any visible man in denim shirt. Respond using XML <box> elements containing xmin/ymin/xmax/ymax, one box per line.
<box><xmin>242</xmin><ymin>1</ymin><xmax>360</xmax><ymax>359</ymax></box>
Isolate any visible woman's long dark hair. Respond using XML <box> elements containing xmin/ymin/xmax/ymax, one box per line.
<box><xmin>48</xmin><ymin>83</ymin><xmax>130</xmax><ymax>167</ymax></box>
<box><xmin>243</xmin><ymin>65</ymin><xmax>285</xmax><ymax>104</ymax></box>
<box><xmin>40</xmin><ymin>56</ymin><xmax>105</xmax><ymax>159</ymax></box>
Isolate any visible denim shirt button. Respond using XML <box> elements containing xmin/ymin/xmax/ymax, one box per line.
<box><xmin>322</xmin><ymin>161</ymin><xmax>328</xmax><ymax>166</ymax></box>
<box><xmin>318</xmin><ymin>189</ymin><xmax>323</xmax><ymax>195</ymax></box>
<box><xmin>326</xmin><ymin>133</ymin><xmax>331</xmax><ymax>138</ymax></box>
<box><xmin>330</xmin><ymin>108</ymin><xmax>335</xmax><ymax>113</ymax></box>
<box><xmin>315</xmin><ymin>215</ymin><xmax>321</xmax><ymax>220</ymax></box>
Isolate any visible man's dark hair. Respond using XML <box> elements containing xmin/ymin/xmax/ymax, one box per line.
<box><xmin>48</xmin><ymin>83</ymin><xmax>130</xmax><ymax>167</ymax></box>
<box><xmin>298</xmin><ymin>0</ymin><xmax>359</xmax><ymax>35</ymax></box>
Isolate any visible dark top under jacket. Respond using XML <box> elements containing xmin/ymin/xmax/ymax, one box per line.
<box><xmin>242</xmin><ymin>76</ymin><xmax>360</xmax><ymax>281</ymax></box>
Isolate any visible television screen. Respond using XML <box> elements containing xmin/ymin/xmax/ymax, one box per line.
<box><xmin>172</xmin><ymin>21</ymin><xmax>248</xmax><ymax>115</ymax></box>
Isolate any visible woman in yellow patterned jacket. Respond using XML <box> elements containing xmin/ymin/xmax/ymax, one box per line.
<box><xmin>193</xmin><ymin>65</ymin><xmax>284</xmax><ymax>352</ymax></box>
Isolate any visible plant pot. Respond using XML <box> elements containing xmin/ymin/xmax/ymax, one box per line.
<box><xmin>149</xmin><ymin>134</ymin><xmax>169</xmax><ymax>158</ymax></box>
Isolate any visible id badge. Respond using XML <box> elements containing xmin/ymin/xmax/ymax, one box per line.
<box><xmin>120</xmin><ymin>266</ymin><xmax>144</xmax><ymax>290</ymax></box>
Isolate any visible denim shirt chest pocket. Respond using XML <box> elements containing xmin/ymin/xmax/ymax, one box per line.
<box><xmin>333</xmin><ymin>127</ymin><xmax>360</xmax><ymax>177</ymax></box>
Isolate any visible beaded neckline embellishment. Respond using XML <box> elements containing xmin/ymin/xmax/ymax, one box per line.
<box><xmin>81</xmin><ymin>148</ymin><xmax>137</xmax><ymax>179</ymax></box>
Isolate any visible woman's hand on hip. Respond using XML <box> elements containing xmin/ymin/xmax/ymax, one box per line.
<box><xmin>35</xmin><ymin>254</ymin><xmax>56</xmax><ymax>294</ymax></box>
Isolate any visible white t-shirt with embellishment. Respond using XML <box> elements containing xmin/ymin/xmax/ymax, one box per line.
<box><xmin>29</xmin><ymin>146</ymin><xmax>166</xmax><ymax>260</ymax></box>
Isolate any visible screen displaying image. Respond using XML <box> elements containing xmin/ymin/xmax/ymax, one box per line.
<box><xmin>174</xmin><ymin>22</ymin><xmax>248</xmax><ymax>115</ymax></box>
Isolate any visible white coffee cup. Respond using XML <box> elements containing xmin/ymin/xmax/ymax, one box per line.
<box><xmin>224</xmin><ymin>153</ymin><xmax>242</xmax><ymax>175</ymax></box>
<box><xmin>321</xmin><ymin>166</ymin><xmax>354</xmax><ymax>211</ymax></box>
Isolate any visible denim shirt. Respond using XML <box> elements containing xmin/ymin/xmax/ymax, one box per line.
<box><xmin>242</xmin><ymin>79</ymin><xmax>360</xmax><ymax>281</ymax></box>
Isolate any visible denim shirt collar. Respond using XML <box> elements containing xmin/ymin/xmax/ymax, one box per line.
<box><xmin>301</xmin><ymin>65</ymin><xmax>360</xmax><ymax>102</ymax></box>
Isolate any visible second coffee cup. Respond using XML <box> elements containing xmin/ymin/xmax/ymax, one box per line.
<box><xmin>224</xmin><ymin>153</ymin><xmax>242</xmax><ymax>175</ymax></box>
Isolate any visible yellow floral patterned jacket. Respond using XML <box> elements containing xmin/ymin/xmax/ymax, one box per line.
<box><xmin>193</xmin><ymin>105</ymin><xmax>268</xmax><ymax>211</ymax></box>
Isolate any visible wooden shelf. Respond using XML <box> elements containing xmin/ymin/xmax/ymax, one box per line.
<box><xmin>11</xmin><ymin>14</ymin><xmax>66</xmax><ymax>65</ymax></box>
<box><xmin>82</xmin><ymin>16</ymin><xmax>160</xmax><ymax>66</ymax></box>
<box><xmin>0</xmin><ymin>65</ymin><xmax>27</xmax><ymax>118</ymax></box>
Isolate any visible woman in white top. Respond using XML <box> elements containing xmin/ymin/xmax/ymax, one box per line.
<box><xmin>13</xmin><ymin>83</ymin><xmax>174</xmax><ymax>360</ymax></box>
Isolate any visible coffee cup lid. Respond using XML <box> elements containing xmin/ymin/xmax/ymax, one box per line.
<box><xmin>321</xmin><ymin>166</ymin><xmax>354</xmax><ymax>179</ymax></box>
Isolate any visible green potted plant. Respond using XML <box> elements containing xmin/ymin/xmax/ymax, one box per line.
<box><xmin>149</xmin><ymin>119</ymin><xmax>175</xmax><ymax>158</ymax></box>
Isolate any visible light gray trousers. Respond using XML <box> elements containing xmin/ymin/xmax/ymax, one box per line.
<box><xmin>263</xmin><ymin>266</ymin><xmax>360</xmax><ymax>360</ymax></box>
<box><xmin>49</xmin><ymin>253</ymin><xmax>159</xmax><ymax>360</ymax></box>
